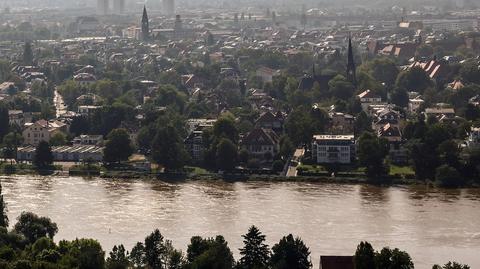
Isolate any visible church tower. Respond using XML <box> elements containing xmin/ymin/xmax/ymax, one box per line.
<box><xmin>346</xmin><ymin>37</ymin><xmax>357</xmax><ymax>87</ymax></box>
<box><xmin>141</xmin><ymin>6</ymin><xmax>150</xmax><ymax>41</ymax></box>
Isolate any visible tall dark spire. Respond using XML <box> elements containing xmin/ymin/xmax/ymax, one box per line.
<box><xmin>141</xmin><ymin>5</ymin><xmax>150</xmax><ymax>41</ymax></box>
<box><xmin>347</xmin><ymin>36</ymin><xmax>357</xmax><ymax>87</ymax></box>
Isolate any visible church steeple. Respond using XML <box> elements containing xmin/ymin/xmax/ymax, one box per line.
<box><xmin>141</xmin><ymin>5</ymin><xmax>150</xmax><ymax>41</ymax></box>
<box><xmin>347</xmin><ymin>36</ymin><xmax>357</xmax><ymax>87</ymax></box>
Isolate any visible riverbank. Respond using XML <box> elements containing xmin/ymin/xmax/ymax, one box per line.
<box><xmin>1</xmin><ymin>162</ymin><xmax>476</xmax><ymax>188</ymax></box>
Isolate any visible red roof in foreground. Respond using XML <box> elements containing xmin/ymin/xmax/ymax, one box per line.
<box><xmin>320</xmin><ymin>256</ymin><xmax>354</xmax><ymax>269</ymax></box>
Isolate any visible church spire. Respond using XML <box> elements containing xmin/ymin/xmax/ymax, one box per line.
<box><xmin>346</xmin><ymin>36</ymin><xmax>357</xmax><ymax>87</ymax></box>
<box><xmin>141</xmin><ymin>5</ymin><xmax>150</xmax><ymax>41</ymax></box>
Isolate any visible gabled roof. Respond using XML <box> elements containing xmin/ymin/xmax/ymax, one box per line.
<box><xmin>242</xmin><ymin>128</ymin><xmax>279</xmax><ymax>146</ymax></box>
<box><xmin>358</xmin><ymin>89</ymin><xmax>380</xmax><ymax>99</ymax></box>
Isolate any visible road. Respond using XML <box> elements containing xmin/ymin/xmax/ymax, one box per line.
<box><xmin>53</xmin><ymin>88</ymin><xmax>67</xmax><ymax>118</ymax></box>
<box><xmin>285</xmin><ymin>148</ymin><xmax>305</xmax><ymax>177</ymax></box>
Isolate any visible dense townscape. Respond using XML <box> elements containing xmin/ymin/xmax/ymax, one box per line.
<box><xmin>0</xmin><ymin>0</ymin><xmax>478</xmax><ymax>267</ymax></box>
<box><xmin>0</xmin><ymin>2</ymin><xmax>478</xmax><ymax>186</ymax></box>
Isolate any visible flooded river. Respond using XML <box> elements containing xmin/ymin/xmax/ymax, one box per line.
<box><xmin>2</xmin><ymin>176</ymin><xmax>479</xmax><ymax>268</ymax></box>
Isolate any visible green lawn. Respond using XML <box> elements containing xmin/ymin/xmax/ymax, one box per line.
<box><xmin>389</xmin><ymin>165</ymin><xmax>415</xmax><ymax>176</ymax></box>
<box><xmin>186</xmin><ymin>166</ymin><xmax>209</xmax><ymax>175</ymax></box>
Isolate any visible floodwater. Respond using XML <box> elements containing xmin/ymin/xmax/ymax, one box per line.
<box><xmin>2</xmin><ymin>175</ymin><xmax>480</xmax><ymax>268</ymax></box>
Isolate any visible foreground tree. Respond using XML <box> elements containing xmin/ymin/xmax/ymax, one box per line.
<box><xmin>151</xmin><ymin>125</ymin><xmax>189</xmax><ymax>171</ymax></box>
<box><xmin>375</xmin><ymin>247</ymin><xmax>414</xmax><ymax>269</ymax></box>
<box><xmin>106</xmin><ymin>245</ymin><xmax>130</xmax><ymax>269</ymax></box>
<box><xmin>238</xmin><ymin>226</ymin><xmax>270</xmax><ymax>269</ymax></box>
<box><xmin>144</xmin><ymin>229</ymin><xmax>167</xmax><ymax>269</ymax></box>
<box><xmin>216</xmin><ymin>138</ymin><xmax>238</xmax><ymax>171</ymax></box>
<box><xmin>355</xmin><ymin>241</ymin><xmax>375</xmax><ymax>269</ymax></box>
<box><xmin>59</xmin><ymin>238</ymin><xmax>105</xmax><ymax>269</ymax></box>
<box><xmin>433</xmin><ymin>262</ymin><xmax>470</xmax><ymax>269</ymax></box>
<box><xmin>33</xmin><ymin>141</ymin><xmax>54</xmax><ymax>169</ymax></box>
<box><xmin>357</xmin><ymin>132</ymin><xmax>389</xmax><ymax>178</ymax></box>
<box><xmin>13</xmin><ymin>212</ymin><xmax>58</xmax><ymax>244</ymax></box>
<box><xmin>187</xmin><ymin>235</ymin><xmax>234</xmax><ymax>269</ymax></box>
<box><xmin>0</xmin><ymin>182</ymin><xmax>8</xmax><ymax>228</ymax></box>
<box><xmin>0</xmin><ymin>104</ymin><xmax>9</xmax><ymax>142</ymax></box>
<box><xmin>270</xmin><ymin>234</ymin><xmax>312</xmax><ymax>269</ymax></box>
<box><xmin>104</xmin><ymin>129</ymin><xmax>134</xmax><ymax>164</ymax></box>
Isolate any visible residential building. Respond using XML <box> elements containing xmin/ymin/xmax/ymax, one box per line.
<box><xmin>467</xmin><ymin>127</ymin><xmax>480</xmax><ymax>149</ymax></box>
<box><xmin>78</xmin><ymin>105</ymin><xmax>101</xmax><ymax>115</ymax></box>
<box><xmin>242</xmin><ymin>128</ymin><xmax>280</xmax><ymax>161</ymax></box>
<box><xmin>408</xmin><ymin>96</ymin><xmax>425</xmax><ymax>113</ymax></box>
<box><xmin>328</xmin><ymin>112</ymin><xmax>354</xmax><ymax>134</ymax></box>
<box><xmin>378</xmin><ymin>123</ymin><xmax>407</xmax><ymax>164</ymax></box>
<box><xmin>73</xmin><ymin>135</ymin><xmax>104</xmax><ymax>146</ymax></box>
<box><xmin>312</xmin><ymin>135</ymin><xmax>355</xmax><ymax>164</ymax></box>
<box><xmin>73</xmin><ymin>73</ymin><xmax>97</xmax><ymax>86</ymax></box>
<box><xmin>358</xmin><ymin>90</ymin><xmax>382</xmax><ymax>111</ymax></box>
<box><xmin>255</xmin><ymin>111</ymin><xmax>284</xmax><ymax>134</ymax></box>
<box><xmin>8</xmin><ymin>110</ymin><xmax>33</xmax><ymax>126</ymax></box>
<box><xmin>22</xmin><ymin>120</ymin><xmax>67</xmax><ymax>146</ymax></box>
<box><xmin>17</xmin><ymin>145</ymin><xmax>104</xmax><ymax>162</ymax></box>
<box><xmin>184</xmin><ymin>130</ymin><xmax>205</xmax><ymax>162</ymax></box>
<box><xmin>424</xmin><ymin>107</ymin><xmax>455</xmax><ymax>120</ymax></box>
<box><xmin>256</xmin><ymin>66</ymin><xmax>280</xmax><ymax>83</ymax></box>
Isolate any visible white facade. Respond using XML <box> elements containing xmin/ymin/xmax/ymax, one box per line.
<box><xmin>467</xmin><ymin>128</ymin><xmax>480</xmax><ymax>149</ymax></box>
<box><xmin>312</xmin><ymin>135</ymin><xmax>355</xmax><ymax>164</ymax></box>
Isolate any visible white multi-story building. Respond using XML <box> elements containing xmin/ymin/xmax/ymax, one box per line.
<box><xmin>312</xmin><ymin>135</ymin><xmax>355</xmax><ymax>164</ymax></box>
<box><xmin>467</xmin><ymin>128</ymin><xmax>480</xmax><ymax>149</ymax></box>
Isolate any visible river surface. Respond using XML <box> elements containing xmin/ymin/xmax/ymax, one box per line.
<box><xmin>2</xmin><ymin>175</ymin><xmax>480</xmax><ymax>268</ymax></box>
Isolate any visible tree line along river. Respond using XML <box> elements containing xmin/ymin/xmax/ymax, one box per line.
<box><xmin>1</xmin><ymin>175</ymin><xmax>480</xmax><ymax>269</ymax></box>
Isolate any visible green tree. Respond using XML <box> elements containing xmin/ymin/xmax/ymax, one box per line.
<box><xmin>106</xmin><ymin>245</ymin><xmax>130</xmax><ymax>269</ymax></box>
<box><xmin>279</xmin><ymin>136</ymin><xmax>294</xmax><ymax>160</ymax></box>
<box><xmin>328</xmin><ymin>75</ymin><xmax>355</xmax><ymax>101</ymax></box>
<box><xmin>375</xmin><ymin>247</ymin><xmax>414</xmax><ymax>269</ymax></box>
<box><xmin>355</xmin><ymin>241</ymin><xmax>375</xmax><ymax>269</ymax></box>
<box><xmin>213</xmin><ymin>114</ymin><xmax>238</xmax><ymax>143</ymax></box>
<box><xmin>49</xmin><ymin>132</ymin><xmax>67</xmax><ymax>146</ymax></box>
<box><xmin>459</xmin><ymin>60</ymin><xmax>480</xmax><ymax>84</ymax></box>
<box><xmin>0</xmin><ymin>182</ymin><xmax>8</xmax><ymax>228</ymax></box>
<box><xmin>390</xmin><ymin>88</ymin><xmax>409</xmax><ymax>108</ymax></box>
<box><xmin>357</xmin><ymin>132</ymin><xmax>389</xmax><ymax>178</ymax></box>
<box><xmin>216</xmin><ymin>138</ymin><xmax>238</xmax><ymax>171</ymax></box>
<box><xmin>395</xmin><ymin>66</ymin><xmax>432</xmax><ymax>93</ymax></box>
<box><xmin>23</xmin><ymin>42</ymin><xmax>34</xmax><ymax>65</ymax></box>
<box><xmin>0</xmin><ymin>104</ymin><xmax>9</xmax><ymax>142</ymax></box>
<box><xmin>103</xmin><ymin>129</ymin><xmax>133</xmax><ymax>164</ymax></box>
<box><xmin>270</xmin><ymin>234</ymin><xmax>312</xmax><ymax>269</ymax></box>
<box><xmin>361</xmin><ymin>58</ymin><xmax>399</xmax><ymax>86</ymax></box>
<box><xmin>435</xmin><ymin>165</ymin><xmax>464</xmax><ymax>188</ymax></box>
<box><xmin>13</xmin><ymin>212</ymin><xmax>58</xmax><ymax>244</ymax></box>
<box><xmin>187</xmin><ymin>236</ymin><xmax>234</xmax><ymax>269</ymax></box>
<box><xmin>354</xmin><ymin>111</ymin><xmax>372</xmax><ymax>134</ymax></box>
<box><xmin>151</xmin><ymin>126</ymin><xmax>189</xmax><ymax>171</ymax></box>
<box><xmin>238</xmin><ymin>226</ymin><xmax>270</xmax><ymax>269</ymax></box>
<box><xmin>59</xmin><ymin>239</ymin><xmax>105</xmax><ymax>269</ymax></box>
<box><xmin>129</xmin><ymin>242</ymin><xmax>146</xmax><ymax>268</ymax></box>
<box><xmin>433</xmin><ymin>262</ymin><xmax>470</xmax><ymax>269</ymax></box>
<box><xmin>33</xmin><ymin>141</ymin><xmax>54</xmax><ymax>169</ymax></box>
<box><xmin>144</xmin><ymin>229</ymin><xmax>167</xmax><ymax>269</ymax></box>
